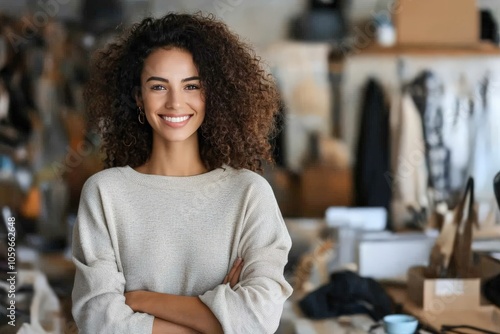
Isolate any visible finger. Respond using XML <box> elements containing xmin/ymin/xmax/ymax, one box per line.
<box><xmin>230</xmin><ymin>260</ymin><xmax>244</xmax><ymax>287</ymax></box>
<box><xmin>230</xmin><ymin>261</ymin><xmax>244</xmax><ymax>287</ymax></box>
<box><xmin>223</xmin><ymin>259</ymin><xmax>240</xmax><ymax>284</ymax></box>
<box><xmin>226</xmin><ymin>257</ymin><xmax>242</xmax><ymax>283</ymax></box>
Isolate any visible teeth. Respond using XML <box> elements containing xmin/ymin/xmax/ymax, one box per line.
<box><xmin>161</xmin><ymin>115</ymin><xmax>190</xmax><ymax>123</ymax></box>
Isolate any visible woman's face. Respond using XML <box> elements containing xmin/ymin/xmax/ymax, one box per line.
<box><xmin>137</xmin><ymin>47</ymin><xmax>205</xmax><ymax>146</ymax></box>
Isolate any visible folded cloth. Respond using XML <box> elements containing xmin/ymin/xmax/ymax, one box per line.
<box><xmin>298</xmin><ymin>270</ymin><xmax>394</xmax><ymax>321</ymax></box>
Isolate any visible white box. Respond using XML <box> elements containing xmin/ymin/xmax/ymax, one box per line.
<box><xmin>357</xmin><ymin>232</ymin><xmax>436</xmax><ymax>280</ymax></box>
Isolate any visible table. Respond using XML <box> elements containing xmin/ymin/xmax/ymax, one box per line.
<box><xmin>386</xmin><ymin>285</ymin><xmax>500</xmax><ymax>333</ymax></box>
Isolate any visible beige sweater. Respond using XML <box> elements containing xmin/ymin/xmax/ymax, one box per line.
<box><xmin>71</xmin><ymin>165</ymin><xmax>293</xmax><ymax>334</ymax></box>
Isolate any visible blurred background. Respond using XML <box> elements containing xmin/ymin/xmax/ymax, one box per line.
<box><xmin>1</xmin><ymin>0</ymin><xmax>500</xmax><ymax>333</ymax></box>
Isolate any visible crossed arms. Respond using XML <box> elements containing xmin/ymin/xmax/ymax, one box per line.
<box><xmin>124</xmin><ymin>258</ymin><xmax>244</xmax><ymax>334</ymax></box>
<box><xmin>72</xmin><ymin>178</ymin><xmax>293</xmax><ymax>334</ymax></box>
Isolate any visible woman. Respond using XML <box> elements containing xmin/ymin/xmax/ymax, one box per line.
<box><xmin>71</xmin><ymin>12</ymin><xmax>293</xmax><ymax>334</ymax></box>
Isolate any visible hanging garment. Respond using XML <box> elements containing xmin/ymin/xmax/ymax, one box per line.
<box><xmin>0</xmin><ymin>74</ymin><xmax>33</xmax><ymax>146</ymax></box>
<box><xmin>409</xmin><ymin>71</ymin><xmax>451</xmax><ymax>203</ymax></box>
<box><xmin>442</xmin><ymin>76</ymin><xmax>473</xmax><ymax>196</ymax></box>
<box><xmin>472</xmin><ymin>74</ymin><xmax>500</xmax><ymax>203</ymax></box>
<box><xmin>390</xmin><ymin>92</ymin><xmax>429</xmax><ymax>227</ymax></box>
<box><xmin>354</xmin><ymin>78</ymin><xmax>391</xmax><ymax>224</ymax></box>
<box><xmin>469</xmin><ymin>76</ymin><xmax>489</xmax><ymax>202</ymax></box>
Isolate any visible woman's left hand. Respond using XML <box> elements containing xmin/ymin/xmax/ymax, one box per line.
<box><xmin>222</xmin><ymin>257</ymin><xmax>244</xmax><ymax>288</ymax></box>
<box><xmin>125</xmin><ymin>290</ymin><xmax>147</xmax><ymax>312</ymax></box>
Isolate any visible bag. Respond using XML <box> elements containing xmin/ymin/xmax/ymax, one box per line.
<box><xmin>426</xmin><ymin>177</ymin><xmax>478</xmax><ymax>278</ymax></box>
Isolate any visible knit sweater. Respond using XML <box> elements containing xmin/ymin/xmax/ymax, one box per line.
<box><xmin>71</xmin><ymin>165</ymin><xmax>293</xmax><ymax>334</ymax></box>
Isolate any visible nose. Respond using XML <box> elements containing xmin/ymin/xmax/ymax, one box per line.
<box><xmin>166</xmin><ymin>87</ymin><xmax>182</xmax><ymax>109</ymax></box>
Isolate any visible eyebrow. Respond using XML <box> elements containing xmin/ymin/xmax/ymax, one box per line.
<box><xmin>145</xmin><ymin>76</ymin><xmax>201</xmax><ymax>83</ymax></box>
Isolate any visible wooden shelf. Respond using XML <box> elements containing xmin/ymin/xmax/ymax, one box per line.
<box><xmin>351</xmin><ymin>42</ymin><xmax>500</xmax><ymax>57</ymax></box>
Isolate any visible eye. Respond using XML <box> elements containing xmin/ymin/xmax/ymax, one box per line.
<box><xmin>151</xmin><ymin>85</ymin><xmax>166</xmax><ymax>91</ymax></box>
<box><xmin>185</xmin><ymin>84</ymin><xmax>200</xmax><ymax>90</ymax></box>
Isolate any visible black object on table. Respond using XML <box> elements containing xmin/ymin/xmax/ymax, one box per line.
<box><xmin>299</xmin><ymin>270</ymin><xmax>394</xmax><ymax>321</ymax></box>
<box><xmin>494</xmin><ymin>171</ymin><xmax>500</xmax><ymax>210</ymax></box>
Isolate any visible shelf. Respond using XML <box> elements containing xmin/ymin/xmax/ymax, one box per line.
<box><xmin>351</xmin><ymin>42</ymin><xmax>500</xmax><ymax>57</ymax></box>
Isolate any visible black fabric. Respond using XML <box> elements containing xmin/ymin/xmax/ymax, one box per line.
<box><xmin>298</xmin><ymin>271</ymin><xmax>394</xmax><ymax>321</ymax></box>
<box><xmin>481</xmin><ymin>10</ymin><xmax>499</xmax><ymax>44</ymax></box>
<box><xmin>494</xmin><ymin>171</ymin><xmax>500</xmax><ymax>211</ymax></box>
<box><xmin>484</xmin><ymin>273</ymin><xmax>500</xmax><ymax>307</ymax></box>
<box><xmin>354</xmin><ymin>78</ymin><xmax>391</xmax><ymax>227</ymax></box>
<box><xmin>0</xmin><ymin>71</ymin><xmax>33</xmax><ymax>146</ymax></box>
<box><xmin>309</xmin><ymin>0</ymin><xmax>344</xmax><ymax>10</ymax></box>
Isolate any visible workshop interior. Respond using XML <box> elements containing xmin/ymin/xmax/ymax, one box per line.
<box><xmin>1</xmin><ymin>0</ymin><xmax>500</xmax><ymax>333</ymax></box>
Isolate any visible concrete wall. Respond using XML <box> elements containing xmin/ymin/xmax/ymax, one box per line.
<box><xmin>2</xmin><ymin>0</ymin><xmax>500</xmax><ymax>48</ymax></box>
<box><xmin>148</xmin><ymin>0</ymin><xmax>306</xmax><ymax>51</ymax></box>
<box><xmin>0</xmin><ymin>0</ymin><xmax>307</xmax><ymax>51</ymax></box>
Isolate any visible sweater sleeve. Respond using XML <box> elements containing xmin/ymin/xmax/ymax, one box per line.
<box><xmin>71</xmin><ymin>178</ymin><xmax>154</xmax><ymax>334</ymax></box>
<box><xmin>198</xmin><ymin>180</ymin><xmax>293</xmax><ymax>334</ymax></box>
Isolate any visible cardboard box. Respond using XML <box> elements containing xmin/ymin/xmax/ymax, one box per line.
<box><xmin>394</xmin><ymin>0</ymin><xmax>479</xmax><ymax>47</ymax></box>
<box><xmin>408</xmin><ymin>266</ymin><xmax>481</xmax><ymax>311</ymax></box>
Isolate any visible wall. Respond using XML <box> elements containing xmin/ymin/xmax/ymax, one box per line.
<box><xmin>148</xmin><ymin>0</ymin><xmax>306</xmax><ymax>51</ymax></box>
<box><xmin>2</xmin><ymin>0</ymin><xmax>500</xmax><ymax>46</ymax></box>
<box><xmin>0</xmin><ymin>0</ymin><xmax>307</xmax><ymax>51</ymax></box>
<box><xmin>0</xmin><ymin>0</ymin><xmax>82</xmax><ymax>20</ymax></box>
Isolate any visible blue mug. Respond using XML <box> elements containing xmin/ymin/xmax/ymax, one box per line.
<box><xmin>383</xmin><ymin>314</ymin><xmax>419</xmax><ymax>334</ymax></box>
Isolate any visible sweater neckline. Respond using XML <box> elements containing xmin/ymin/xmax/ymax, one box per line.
<box><xmin>119</xmin><ymin>165</ymin><xmax>231</xmax><ymax>189</ymax></box>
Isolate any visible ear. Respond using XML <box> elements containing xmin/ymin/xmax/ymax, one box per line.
<box><xmin>133</xmin><ymin>86</ymin><xmax>143</xmax><ymax>108</ymax></box>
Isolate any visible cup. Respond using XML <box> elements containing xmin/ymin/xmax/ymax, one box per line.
<box><xmin>383</xmin><ymin>314</ymin><xmax>419</xmax><ymax>334</ymax></box>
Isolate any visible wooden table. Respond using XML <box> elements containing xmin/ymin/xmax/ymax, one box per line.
<box><xmin>386</xmin><ymin>285</ymin><xmax>500</xmax><ymax>333</ymax></box>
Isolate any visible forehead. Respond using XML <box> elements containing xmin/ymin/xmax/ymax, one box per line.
<box><xmin>141</xmin><ymin>48</ymin><xmax>198</xmax><ymax>78</ymax></box>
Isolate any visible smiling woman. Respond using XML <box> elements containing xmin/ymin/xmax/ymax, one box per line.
<box><xmin>85</xmin><ymin>12</ymin><xmax>281</xmax><ymax>173</ymax></box>
<box><xmin>71</xmin><ymin>12</ymin><xmax>292</xmax><ymax>334</ymax></box>
<box><xmin>138</xmin><ymin>48</ymin><xmax>206</xmax><ymax>151</ymax></box>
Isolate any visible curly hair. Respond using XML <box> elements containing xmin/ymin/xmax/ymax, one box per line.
<box><xmin>85</xmin><ymin>12</ymin><xmax>281</xmax><ymax>172</ymax></box>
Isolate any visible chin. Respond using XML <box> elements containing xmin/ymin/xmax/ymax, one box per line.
<box><xmin>158</xmin><ymin>132</ymin><xmax>198</xmax><ymax>144</ymax></box>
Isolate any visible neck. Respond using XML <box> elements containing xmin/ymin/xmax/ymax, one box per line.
<box><xmin>137</xmin><ymin>135</ymin><xmax>207</xmax><ymax>176</ymax></box>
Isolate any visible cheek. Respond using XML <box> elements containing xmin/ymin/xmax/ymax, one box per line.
<box><xmin>188</xmin><ymin>93</ymin><xmax>206</xmax><ymax>114</ymax></box>
<box><xmin>143</xmin><ymin>92</ymin><xmax>166</xmax><ymax>109</ymax></box>
<box><xmin>197</xmin><ymin>100</ymin><xmax>206</xmax><ymax>116</ymax></box>
<box><xmin>198</xmin><ymin>102</ymin><xmax>206</xmax><ymax>121</ymax></box>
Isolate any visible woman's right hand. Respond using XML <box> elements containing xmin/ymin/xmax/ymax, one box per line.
<box><xmin>222</xmin><ymin>257</ymin><xmax>244</xmax><ymax>288</ymax></box>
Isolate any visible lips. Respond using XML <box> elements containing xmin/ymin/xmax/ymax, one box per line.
<box><xmin>158</xmin><ymin>114</ymin><xmax>193</xmax><ymax>128</ymax></box>
<box><xmin>161</xmin><ymin>115</ymin><xmax>190</xmax><ymax>123</ymax></box>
